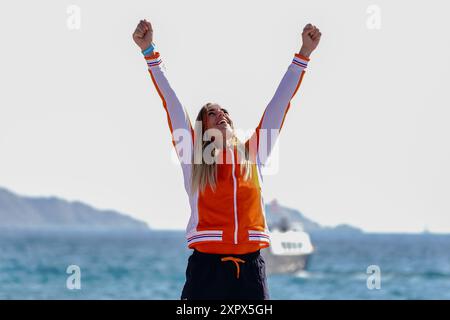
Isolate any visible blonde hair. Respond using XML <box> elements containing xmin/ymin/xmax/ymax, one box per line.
<box><xmin>191</xmin><ymin>103</ymin><xmax>252</xmax><ymax>194</ymax></box>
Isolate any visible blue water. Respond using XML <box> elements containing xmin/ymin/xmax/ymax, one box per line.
<box><xmin>0</xmin><ymin>230</ymin><xmax>449</xmax><ymax>299</ymax></box>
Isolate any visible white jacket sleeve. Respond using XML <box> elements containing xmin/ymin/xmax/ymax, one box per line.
<box><xmin>247</xmin><ymin>53</ymin><xmax>310</xmax><ymax>166</ymax></box>
<box><xmin>144</xmin><ymin>52</ymin><xmax>193</xmax><ymax>165</ymax></box>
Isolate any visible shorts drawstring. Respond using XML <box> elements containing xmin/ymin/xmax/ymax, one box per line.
<box><xmin>221</xmin><ymin>257</ymin><xmax>246</xmax><ymax>279</ymax></box>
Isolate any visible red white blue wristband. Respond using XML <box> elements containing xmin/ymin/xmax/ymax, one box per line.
<box><xmin>142</xmin><ymin>43</ymin><xmax>156</xmax><ymax>56</ymax></box>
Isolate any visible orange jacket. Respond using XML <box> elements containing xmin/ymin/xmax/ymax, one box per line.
<box><xmin>144</xmin><ymin>50</ymin><xmax>309</xmax><ymax>254</ymax></box>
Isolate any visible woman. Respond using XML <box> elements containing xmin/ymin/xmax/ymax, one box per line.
<box><xmin>132</xmin><ymin>19</ymin><xmax>321</xmax><ymax>300</ymax></box>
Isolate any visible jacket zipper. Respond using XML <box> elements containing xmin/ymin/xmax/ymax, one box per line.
<box><xmin>230</xmin><ymin>146</ymin><xmax>238</xmax><ymax>244</ymax></box>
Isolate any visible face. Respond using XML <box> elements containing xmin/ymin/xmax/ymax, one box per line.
<box><xmin>203</xmin><ymin>104</ymin><xmax>233</xmax><ymax>138</ymax></box>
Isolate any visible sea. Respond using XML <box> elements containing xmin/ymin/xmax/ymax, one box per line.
<box><xmin>0</xmin><ymin>230</ymin><xmax>449</xmax><ymax>300</ymax></box>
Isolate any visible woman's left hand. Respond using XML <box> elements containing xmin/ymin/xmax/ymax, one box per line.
<box><xmin>299</xmin><ymin>24</ymin><xmax>322</xmax><ymax>58</ymax></box>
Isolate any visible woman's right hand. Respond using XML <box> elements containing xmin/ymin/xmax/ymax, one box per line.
<box><xmin>133</xmin><ymin>19</ymin><xmax>153</xmax><ymax>51</ymax></box>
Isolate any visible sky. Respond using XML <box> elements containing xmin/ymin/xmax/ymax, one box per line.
<box><xmin>0</xmin><ymin>0</ymin><xmax>449</xmax><ymax>233</ymax></box>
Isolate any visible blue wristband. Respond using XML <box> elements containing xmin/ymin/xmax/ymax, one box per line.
<box><xmin>142</xmin><ymin>43</ymin><xmax>155</xmax><ymax>56</ymax></box>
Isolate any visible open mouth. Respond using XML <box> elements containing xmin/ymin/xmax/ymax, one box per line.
<box><xmin>216</xmin><ymin>119</ymin><xmax>229</xmax><ymax>126</ymax></box>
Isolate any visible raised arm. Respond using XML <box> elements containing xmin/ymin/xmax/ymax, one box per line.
<box><xmin>133</xmin><ymin>20</ymin><xmax>193</xmax><ymax>163</ymax></box>
<box><xmin>247</xmin><ymin>24</ymin><xmax>322</xmax><ymax>165</ymax></box>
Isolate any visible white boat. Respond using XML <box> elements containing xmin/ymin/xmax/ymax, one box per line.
<box><xmin>261</xmin><ymin>200</ymin><xmax>315</xmax><ymax>274</ymax></box>
<box><xmin>262</xmin><ymin>228</ymin><xmax>314</xmax><ymax>274</ymax></box>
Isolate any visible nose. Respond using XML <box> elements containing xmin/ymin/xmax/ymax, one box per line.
<box><xmin>215</xmin><ymin>111</ymin><xmax>224</xmax><ymax>122</ymax></box>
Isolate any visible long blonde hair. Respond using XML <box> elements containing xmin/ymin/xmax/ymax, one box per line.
<box><xmin>191</xmin><ymin>103</ymin><xmax>252</xmax><ymax>194</ymax></box>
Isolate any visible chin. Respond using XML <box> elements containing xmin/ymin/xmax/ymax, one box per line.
<box><xmin>222</xmin><ymin>126</ymin><xmax>233</xmax><ymax>138</ymax></box>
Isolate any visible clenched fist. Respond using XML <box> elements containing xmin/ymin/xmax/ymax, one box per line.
<box><xmin>133</xmin><ymin>19</ymin><xmax>153</xmax><ymax>51</ymax></box>
<box><xmin>299</xmin><ymin>24</ymin><xmax>322</xmax><ymax>58</ymax></box>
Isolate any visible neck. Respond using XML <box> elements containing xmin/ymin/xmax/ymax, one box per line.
<box><xmin>213</xmin><ymin>137</ymin><xmax>234</xmax><ymax>150</ymax></box>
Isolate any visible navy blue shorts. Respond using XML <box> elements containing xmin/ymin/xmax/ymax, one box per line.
<box><xmin>181</xmin><ymin>249</ymin><xmax>269</xmax><ymax>300</ymax></box>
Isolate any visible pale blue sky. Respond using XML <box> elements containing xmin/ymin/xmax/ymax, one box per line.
<box><xmin>0</xmin><ymin>0</ymin><xmax>449</xmax><ymax>232</ymax></box>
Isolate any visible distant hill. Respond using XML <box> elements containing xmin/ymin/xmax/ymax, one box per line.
<box><xmin>0</xmin><ymin>186</ymin><xmax>362</xmax><ymax>234</ymax></box>
<box><xmin>0</xmin><ymin>187</ymin><xmax>149</xmax><ymax>230</ymax></box>
<box><xmin>265</xmin><ymin>199</ymin><xmax>363</xmax><ymax>235</ymax></box>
